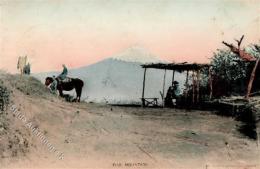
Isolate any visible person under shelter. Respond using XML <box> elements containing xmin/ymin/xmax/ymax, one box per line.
<box><xmin>165</xmin><ymin>81</ymin><xmax>181</xmax><ymax>107</ymax></box>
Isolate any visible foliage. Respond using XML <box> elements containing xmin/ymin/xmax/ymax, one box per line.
<box><xmin>211</xmin><ymin>49</ymin><xmax>249</xmax><ymax>82</ymax></box>
<box><xmin>0</xmin><ymin>81</ymin><xmax>10</xmax><ymax>112</ymax></box>
<box><xmin>210</xmin><ymin>42</ymin><xmax>260</xmax><ymax>96</ymax></box>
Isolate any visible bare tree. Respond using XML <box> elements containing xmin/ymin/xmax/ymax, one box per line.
<box><xmin>222</xmin><ymin>35</ymin><xmax>256</xmax><ymax>61</ymax></box>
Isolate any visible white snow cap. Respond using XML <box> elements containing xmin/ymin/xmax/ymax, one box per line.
<box><xmin>112</xmin><ymin>45</ymin><xmax>165</xmax><ymax>64</ymax></box>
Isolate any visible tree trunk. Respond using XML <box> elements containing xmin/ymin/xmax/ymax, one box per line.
<box><xmin>246</xmin><ymin>58</ymin><xmax>260</xmax><ymax>99</ymax></box>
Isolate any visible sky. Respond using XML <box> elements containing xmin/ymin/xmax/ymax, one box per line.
<box><xmin>0</xmin><ymin>0</ymin><xmax>260</xmax><ymax>73</ymax></box>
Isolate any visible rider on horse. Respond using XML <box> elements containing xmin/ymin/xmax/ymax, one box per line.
<box><xmin>57</xmin><ymin>64</ymin><xmax>68</xmax><ymax>81</ymax></box>
<box><xmin>45</xmin><ymin>64</ymin><xmax>84</xmax><ymax>102</ymax></box>
<box><xmin>49</xmin><ymin>64</ymin><xmax>68</xmax><ymax>93</ymax></box>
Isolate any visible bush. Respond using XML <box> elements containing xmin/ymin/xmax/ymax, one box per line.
<box><xmin>210</xmin><ymin>44</ymin><xmax>260</xmax><ymax>97</ymax></box>
<box><xmin>0</xmin><ymin>82</ymin><xmax>10</xmax><ymax>112</ymax></box>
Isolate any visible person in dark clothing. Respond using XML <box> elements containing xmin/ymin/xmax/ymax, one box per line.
<box><xmin>165</xmin><ymin>85</ymin><xmax>174</xmax><ymax>107</ymax></box>
<box><xmin>173</xmin><ymin>81</ymin><xmax>181</xmax><ymax>97</ymax></box>
<box><xmin>165</xmin><ymin>81</ymin><xmax>181</xmax><ymax>107</ymax></box>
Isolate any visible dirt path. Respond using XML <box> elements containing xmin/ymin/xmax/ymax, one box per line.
<box><xmin>2</xmin><ymin>99</ymin><xmax>260</xmax><ymax>169</ymax></box>
<box><xmin>0</xmin><ymin>74</ymin><xmax>259</xmax><ymax>169</ymax></box>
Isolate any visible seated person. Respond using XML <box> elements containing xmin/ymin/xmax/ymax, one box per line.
<box><xmin>165</xmin><ymin>81</ymin><xmax>181</xmax><ymax>107</ymax></box>
<box><xmin>165</xmin><ymin>86</ymin><xmax>174</xmax><ymax>107</ymax></box>
<box><xmin>173</xmin><ymin>81</ymin><xmax>181</xmax><ymax>98</ymax></box>
<box><xmin>57</xmin><ymin>64</ymin><xmax>68</xmax><ymax>81</ymax></box>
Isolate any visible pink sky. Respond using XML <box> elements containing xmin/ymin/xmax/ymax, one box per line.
<box><xmin>0</xmin><ymin>0</ymin><xmax>259</xmax><ymax>73</ymax></box>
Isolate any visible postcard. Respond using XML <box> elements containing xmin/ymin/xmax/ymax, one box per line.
<box><xmin>0</xmin><ymin>0</ymin><xmax>259</xmax><ymax>168</ymax></box>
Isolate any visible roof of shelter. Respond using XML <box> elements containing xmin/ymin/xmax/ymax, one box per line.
<box><xmin>141</xmin><ymin>62</ymin><xmax>211</xmax><ymax>72</ymax></box>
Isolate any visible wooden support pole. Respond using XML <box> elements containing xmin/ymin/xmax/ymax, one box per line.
<box><xmin>142</xmin><ymin>68</ymin><xmax>147</xmax><ymax>107</ymax></box>
<box><xmin>162</xmin><ymin>69</ymin><xmax>167</xmax><ymax>107</ymax></box>
<box><xmin>192</xmin><ymin>71</ymin><xmax>195</xmax><ymax>104</ymax></box>
<box><xmin>184</xmin><ymin>70</ymin><xmax>189</xmax><ymax>98</ymax></box>
<box><xmin>197</xmin><ymin>70</ymin><xmax>200</xmax><ymax>102</ymax></box>
<box><xmin>246</xmin><ymin>58</ymin><xmax>260</xmax><ymax>99</ymax></box>
<box><xmin>172</xmin><ymin>70</ymin><xmax>175</xmax><ymax>85</ymax></box>
<box><xmin>209</xmin><ymin>67</ymin><xmax>213</xmax><ymax>100</ymax></box>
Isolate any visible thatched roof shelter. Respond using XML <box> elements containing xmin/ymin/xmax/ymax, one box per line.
<box><xmin>141</xmin><ymin>63</ymin><xmax>210</xmax><ymax>72</ymax></box>
<box><xmin>140</xmin><ymin>62</ymin><xmax>211</xmax><ymax>107</ymax></box>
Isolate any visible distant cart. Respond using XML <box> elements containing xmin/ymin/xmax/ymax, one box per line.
<box><xmin>140</xmin><ymin>63</ymin><xmax>211</xmax><ymax>107</ymax></box>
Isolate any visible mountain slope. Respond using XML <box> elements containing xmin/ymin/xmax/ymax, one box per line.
<box><xmin>34</xmin><ymin>46</ymin><xmax>186</xmax><ymax>103</ymax></box>
<box><xmin>35</xmin><ymin>58</ymin><xmax>185</xmax><ymax>103</ymax></box>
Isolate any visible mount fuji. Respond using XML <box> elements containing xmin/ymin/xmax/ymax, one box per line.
<box><xmin>34</xmin><ymin>46</ymin><xmax>185</xmax><ymax>104</ymax></box>
<box><xmin>112</xmin><ymin>45</ymin><xmax>164</xmax><ymax>64</ymax></box>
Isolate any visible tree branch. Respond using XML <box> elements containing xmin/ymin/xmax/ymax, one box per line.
<box><xmin>222</xmin><ymin>41</ymin><xmax>233</xmax><ymax>48</ymax></box>
<box><xmin>234</xmin><ymin>35</ymin><xmax>244</xmax><ymax>48</ymax></box>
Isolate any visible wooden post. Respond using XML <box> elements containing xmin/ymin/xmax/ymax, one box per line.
<box><xmin>209</xmin><ymin>67</ymin><xmax>213</xmax><ymax>100</ymax></box>
<box><xmin>192</xmin><ymin>71</ymin><xmax>195</xmax><ymax>104</ymax></box>
<box><xmin>184</xmin><ymin>70</ymin><xmax>189</xmax><ymax>98</ymax></box>
<box><xmin>142</xmin><ymin>68</ymin><xmax>147</xmax><ymax>107</ymax></box>
<box><xmin>246</xmin><ymin>58</ymin><xmax>260</xmax><ymax>99</ymax></box>
<box><xmin>162</xmin><ymin>69</ymin><xmax>167</xmax><ymax>107</ymax></box>
<box><xmin>197</xmin><ymin>70</ymin><xmax>200</xmax><ymax>102</ymax></box>
<box><xmin>172</xmin><ymin>70</ymin><xmax>175</xmax><ymax>85</ymax></box>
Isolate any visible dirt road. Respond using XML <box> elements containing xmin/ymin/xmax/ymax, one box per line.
<box><xmin>0</xmin><ymin>74</ymin><xmax>259</xmax><ymax>169</ymax></box>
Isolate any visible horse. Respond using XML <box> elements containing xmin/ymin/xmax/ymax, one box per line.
<box><xmin>45</xmin><ymin>77</ymin><xmax>84</xmax><ymax>102</ymax></box>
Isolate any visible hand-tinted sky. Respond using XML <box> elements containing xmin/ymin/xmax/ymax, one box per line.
<box><xmin>0</xmin><ymin>0</ymin><xmax>259</xmax><ymax>73</ymax></box>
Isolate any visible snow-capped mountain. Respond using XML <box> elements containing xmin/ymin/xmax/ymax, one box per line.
<box><xmin>112</xmin><ymin>46</ymin><xmax>164</xmax><ymax>64</ymax></box>
<box><xmin>34</xmin><ymin>47</ymin><xmax>185</xmax><ymax>104</ymax></box>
